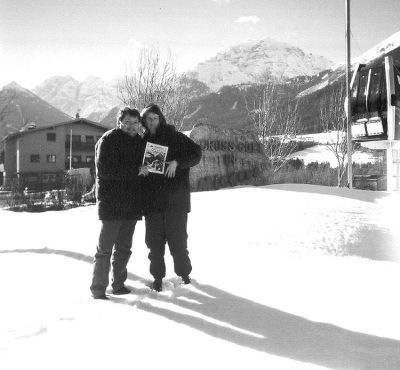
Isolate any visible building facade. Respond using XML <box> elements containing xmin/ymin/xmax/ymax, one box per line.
<box><xmin>0</xmin><ymin>118</ymin><xmax>108</xmax><ymax>190</ymax></box>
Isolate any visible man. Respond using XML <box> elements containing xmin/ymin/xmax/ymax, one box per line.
<box><xmin>141</xmin><ymin>104</ymin><xmax>202</xmax><ymax>292</ymax></box>
<box><xmin>90</xmin><ymin>107</ymin><xmax>144</xmax><ymax>300</ymax></box>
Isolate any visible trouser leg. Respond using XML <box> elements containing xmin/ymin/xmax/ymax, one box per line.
<box><xmin>165</xmin><ymin>210</ymin><xmax>192</xmax><ymax>278</ymax></box>
<box><xmin>90</xmin><ymin>220</ymin><xmax>121</xmax><ymax>296</ymax></box>
<box><xmin>145</xmin><ymin>213</ymin><xmax>166</xmax><ymax>279</ymax></box>
<box><xmin>111</xmin><ymin>220</ymin><xmax>137</xmax><ymax>290</ymax></box>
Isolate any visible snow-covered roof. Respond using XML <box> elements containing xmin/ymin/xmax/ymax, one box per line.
<box><xmin>2</xmin><ymin>118</ymin><xmax>109</xmax><ymax>143</ymax></box>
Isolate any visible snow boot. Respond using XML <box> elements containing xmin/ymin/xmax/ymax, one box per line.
<box><xmin>152</xmin><ymin>278</ymin><xmax>163</xmax><ymax>292</ymax></box>
<box><xmin>181</xmin><ymin>276</ymin><xmax>191</xmax><ymax>285</ymax></box>
<box><xmin>112</xmin><ymin>286</ymin><xmax>131</xmax><ymax>295</ymax></box>
<box><xmin>92</xmin><ymin>294</ymin><xmax>109</xmax><ymax>300</ymax></box>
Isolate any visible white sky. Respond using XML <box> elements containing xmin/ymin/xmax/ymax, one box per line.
<box><xmin>1</xmin><ymin>0</ymin><xmax>400</xmax><ymax>88</ymax></box>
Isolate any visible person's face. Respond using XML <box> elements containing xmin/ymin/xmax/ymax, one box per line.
<box><xmin>145</xmin><ymin>112</ymin><xmax>160</xmax><ymax>135</ymax></box>
<box><xmin>119</xmin><ymin>114</ymin><xmax>141</xmax><ymax>137</ymax></box>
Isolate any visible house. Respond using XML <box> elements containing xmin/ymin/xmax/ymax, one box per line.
<box><xmin>0</xmin><ymin>117</ymin><xmax>109</xmax><ymax>190</ymax></box>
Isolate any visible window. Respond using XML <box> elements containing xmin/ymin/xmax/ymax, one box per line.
<box><xmin>85</xmin><ymin>135</ymin><xmax>94</xmax><ymax>143</ymax></box>
<box><xmin>47</xmin><ymin>155</ymin><xmax>56</xmax><ymax>163</ymax></box>
<box><xmin>43</xmin><ymin>174</ymin><xmax>56</xmax><ymax>183</ymax></box>
<box><xmin>86</xmin><ymin>155</ymin><xmax>95</xmax><ymax>163</ymax></box>
<box><xmin>72</xmin><ymin>135</ymin><xmax>81</xmax><ymax>143</ymax></box>
<box><xmin>47</xmin><ymin>133</ymin><xmax>56</xmax><ymax>142</ymax></box>
<box><xmin>25</xmin><ymin>176</ymin><xmax>38</xmax><ymax>184</ymax></box>
<box><xmin>30</xmin><ymin>154</ymin><xmax>40</xmax><ymax>163</ymax></box>
<box><xmin>72</xmin><ymin>155</ymin><xmax>81</xmax><ymax>163</ymax></box>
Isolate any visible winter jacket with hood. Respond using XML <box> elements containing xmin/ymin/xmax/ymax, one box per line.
<box><xmin>141</xmin><ymin>123</ymin><xmax>202</xmax><ymax>215</ymax></box>
<box><xmin>95</xmin><ymin>127</ymin><xmax>144</xmax><ymax>220</ymax></box>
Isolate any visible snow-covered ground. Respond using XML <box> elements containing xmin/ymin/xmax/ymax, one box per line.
<box><xmin>1</xmin><ymin>184</ymin><xmax>400</xmax><ymax>370</ymax></box>
<box><xmin>294</xmin><ymin>131</ymin><xmax>342</xmax><ymax>145</ymax></box>
<box><xmin>289</xmin><ymin>144</ymin><xmax>378</xmax><ymax>167</ymax></box>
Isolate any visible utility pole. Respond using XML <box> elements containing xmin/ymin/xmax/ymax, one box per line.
<box><xmin>69</xmin><ymin>129</ymin><xmax>72</xmax><ymax>171</ymax></box>
<box><xmin>345</xmin><ymin>0</ymin><xmax>353</xmax><ymax>188</ymax></box>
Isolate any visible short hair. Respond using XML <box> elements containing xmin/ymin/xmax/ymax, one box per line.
<box><xmin>116</xmin><ymin>107</ymin><xmax>141</xmax><ymax>124</ymax></box>
<box><xmin>140</xmin><ymin>104</ymin><xmax>167</xmax><ymax>128</ymax></box>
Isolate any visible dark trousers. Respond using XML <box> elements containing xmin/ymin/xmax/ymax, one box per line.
<box><xmin>90</xmin><ymin>219</ymin><xmax>137</xmax><ymax>296</ymax></box>
<box><xmin>145</xmin><ymin>210</ymin><xmax>192</xmax><ymax>280</ymax></box>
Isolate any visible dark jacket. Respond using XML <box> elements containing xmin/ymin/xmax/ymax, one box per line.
<box><xmin>142</xmin><ymin>123</ymin><xmax>202</xmax><ymax>214</ymax></box>
<box><xmin>95</xmin><ymin>128</ymin><xmax>144</xmax><ymax>220</ymax></box>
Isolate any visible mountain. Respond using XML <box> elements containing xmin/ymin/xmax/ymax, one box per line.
<box><xmin>33</xmin><ymin>76</ymin><xmax>119</xmax><ymax>119</ymax></box>
<box><xmin>0</xmin><ymin>82</ymin><xmax>72</xmax><ymax>140</ymax></box>
<box><xmin>99</xmin><ymin>106</ymin><xmax>121</xmax><ymax>128</ymax></box>
<box><xmin>297</xmin><ymin>30</ymin><xmax>400</xmax><ymax>98</ymax></box>
<box><xmin>188</xmin><ymin>38</ymin><xmax>333</xmax><ymax>91</ymax></box>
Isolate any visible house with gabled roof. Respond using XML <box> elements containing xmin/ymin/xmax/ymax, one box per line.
<box><xmin>0</xmin><ymin>116</ymin><xmax>109</xmax><ymax>190</ymax></box>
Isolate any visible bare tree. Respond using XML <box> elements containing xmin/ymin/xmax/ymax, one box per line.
<box><xmin>319</xmin><ymin>84</ymin><xmax>348</xmax><ymax>187</ymax></box>
<box><xmin>118</xmin><ymin>47</ymin><xmax>190</xmax><ymax>131</ymax></box>
<box><xmin>244</xmin><ymin>78</ymin><xmax>299</xmax><ymax>173</ymax></box>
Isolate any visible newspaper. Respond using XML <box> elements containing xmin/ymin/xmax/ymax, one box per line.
<box><xmin>142</xmin><ymin>142</ymin><xmax>169</xmax><ymax>174</ymax></box>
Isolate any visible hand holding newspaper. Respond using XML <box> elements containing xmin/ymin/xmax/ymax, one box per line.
<box><xmin>142</xmin><ymin>142</ymin><xmax>169</xmax><ymax>174</ymax></box>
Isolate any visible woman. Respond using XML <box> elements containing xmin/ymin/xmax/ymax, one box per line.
<box><xmin>140</xmin><ymin>104</ymin><xmax>202</xmax><ymax>292</ymax></box>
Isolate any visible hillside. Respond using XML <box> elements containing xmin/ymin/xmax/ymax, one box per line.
<box><xmin>0</xmin><ymin>82</ymin><xmax>72</xmax><ymax>140</ymax></box>
<box><xmin>180</xmin><ymin>77</ymin><xmax>320</xmax><ymax>132</ymax></box>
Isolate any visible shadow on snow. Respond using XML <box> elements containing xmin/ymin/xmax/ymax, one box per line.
<box><xmin>1</xmin><ymin>247</ymin><xmax>399</xmax><ymax>369</ymax></box>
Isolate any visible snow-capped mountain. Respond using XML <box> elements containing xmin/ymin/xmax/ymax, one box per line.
<box><xmin>33</xmin><ymin>76</ymin><xmax>119</xmax><ymax>118</ymax></box>
<box><xmin>0</xmin><ymin>82</ymin><xmax>71</xmax><ymax>140</ymax></box>
<box><xmin>297</xmin><ymin>30</ymin><xmax>400</xmax><ymax>98</ymax></box>
<box><xmin>188</xmin><ymin>38</ymin><xmax>333</xmax><ymax>91</ymax></box>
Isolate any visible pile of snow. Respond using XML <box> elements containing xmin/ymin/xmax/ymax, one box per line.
<box><xmin>1</xmin><ymin>185</ymin><xmax>399</xmax><ymax>370</ymax></box>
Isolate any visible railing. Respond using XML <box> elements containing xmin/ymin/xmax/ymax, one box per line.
<box><xmin>65</xmin><ymin>162</ymin><xmax>95</xmax><ymax>170</ymax></box>
<box><xmin>65</xmin><ymin>141</ymin><xmax>95</xmax><ymax>151</ymax></box>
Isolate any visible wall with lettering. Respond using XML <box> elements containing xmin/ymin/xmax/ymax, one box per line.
<box><xmin>189</xmin><ymin>124</ymin><xmax>270</xmax><ymax>191</ymax></box>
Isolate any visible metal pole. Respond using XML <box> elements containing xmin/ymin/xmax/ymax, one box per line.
<box><xmin>384</xmin><ymin>56</ymin><xmax>396</xmax><ymax>191</ymax></box>
<box><xmin>69</xmin><ymin>129</ymin><xmax>72</xmax><ymax>170</ymax></box>
<box><xmin>345</xmin><ymin>0</ymin><xmax>353</xmax><ymax>188</ymax></box>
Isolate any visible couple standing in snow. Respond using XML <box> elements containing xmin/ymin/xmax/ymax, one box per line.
<box><xmin>90</xmin><ymin>105</ymin><xmax>202</xmax><ymax>299</ymax></box>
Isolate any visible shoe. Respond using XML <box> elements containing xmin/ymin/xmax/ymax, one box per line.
<box><xmin>112</xmin><ymin>286</ymin><xmax>131</xmax><ymax>295</ymax></box>
<box><xmin>152</xmin><ymin>278</ymin><xmax>162</xmax><ymax>292</ymax></box>
<box><xmin>181</xmin><ymin>276</ymin><xmax>191</xmax><ymax>285</ymax></box>
<box><xmin>92</xmin><ymin>294</ymin><xmax>109</xmax><ymax>300</ymax></box>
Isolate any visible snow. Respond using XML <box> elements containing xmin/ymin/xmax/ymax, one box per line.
<box><xmin>290</xmin><ymin>144</ymin><xmax>378</xmax><ymax>167</ymax></box>
<box><xmin>191</xmin><ymin>38</ymin><xmax>332</xmax><ymax>91</ymax></box>
<box><xmin>1</xmin><ymin>185</ymin><xmax>400</xmax><ymax>370</ymax></box>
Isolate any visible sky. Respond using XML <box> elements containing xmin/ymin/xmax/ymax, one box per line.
<box><xmin>1</xmin><ymin>0</ymin><xmax>400</xmax><ymax>89</ymax></box>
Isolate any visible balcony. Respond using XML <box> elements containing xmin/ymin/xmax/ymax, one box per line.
<box><xmin>65</xmin><ymin>141</ymin><xmax>95</xmax><ymax>151</ymax></box>
<box><xmin>65</xmin><ymin>161</ymin><xmax>95</xmax><ymax>170</ymax></box>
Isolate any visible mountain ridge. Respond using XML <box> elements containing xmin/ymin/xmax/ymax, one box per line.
<box><xmin>188</xmin><ymin>37</ymin><xmax>333</xmax><ymax>91</ymax></box>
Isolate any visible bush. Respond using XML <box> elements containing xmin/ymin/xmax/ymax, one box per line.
<box><xmin>2</xmin><ymin>175</ymin><xmax>89</xmax><ymax>212</ymax></box>
<box><xmin>273</xmin><ymin>161</ymin><xmax>337</xmax><ymax>186</ymax></box>
<box><xmin>272</xmin><ymin>160</ymin><xmax>386</xmax><ymax>189</ymax></box>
